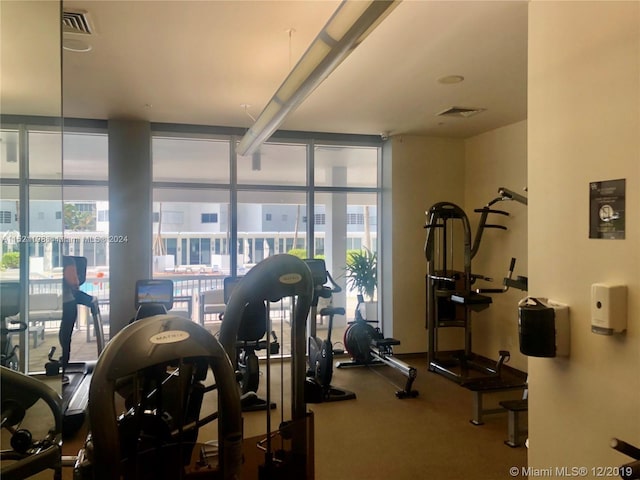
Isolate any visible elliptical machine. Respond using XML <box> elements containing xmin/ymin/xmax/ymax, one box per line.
<box><xmin>337</xmin><ymin>294</ymin><xmax>418</xmax><ymax>399</ymax></box>
<box><xmin>305</xmin><ymin>259</ymin><xmax>356</xmax><ymax>403</ymax></box>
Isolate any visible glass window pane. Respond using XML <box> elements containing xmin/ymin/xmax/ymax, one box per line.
<box><xmin>237</xmin><ymin>142</ymin><xmax>306</xmax><ymax>186</ymax></box>
<box><xmin>315</xmin><ymin>191</ymin><xmax>378</xmax><ymax>341</ymax></box>
<box><xmin>0</xmin><ymin>130</ymin><xmax>19</xmax><ymax>178</ymax></box>
<box><xmin>314</xmin><ymin>145</ymin><xmax>378</xmax><ymax>187</ymax></box>
<box><xmin>61</xmin><ymin>187</ymin><xmax>109</xmax><ymax>269</ymax></box>
<box><xmin>63</xmin><ymin>132</ymin><xmax>108</xmax><ymax>181</ymax></box>
<box><xmin>153</xmin><ymin>136</ymin><xmax>230</xmax><ymax>183</ymax></box>
<box><xmin>0</xmin><ymin>185</ymin><xmax>19</xmax><ymax>235</ymax></box>
<box><xmin>27</xmin><ymin>186</ymin><xmax>63</xmax><ymax>373</ymax></box>
<box><xmin>29</xmin><ymin>130</ymin><xmax>62</xmax><ymax>180</ymax></box>
<box><xmin>237</xmin><ymin>190</ymin><xmax>308</xmax><ymax>267</ymax></box>
<box><xmin>152</xmin><ymin>187</ymin><xmax>230</xmax><ymax>332</ymax></box>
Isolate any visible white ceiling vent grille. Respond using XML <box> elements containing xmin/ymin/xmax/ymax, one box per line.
<box><xmin>63</xmin><ymin>10</ymin><xmax>93</xmax><ymax>35</ymax></box>
<box><xmin>437</xmin><ymin>106</ymin><xmax>486</xmax><ymax>118</ymax></box>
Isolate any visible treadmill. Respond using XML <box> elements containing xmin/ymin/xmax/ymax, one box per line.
<box><xmin>60</xmin><ymin>278</ymin><xmax>172</xmax><ymax>436</ymax></box>
<box><xmin>46</xmin><ymin>256</ymin><xmax>105</xmax><ymax>438</ymax></box>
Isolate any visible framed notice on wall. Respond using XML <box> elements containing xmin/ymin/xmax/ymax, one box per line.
<box><xmin>589</xmin><ymin>178</ymin><xmax>626</xmax><ymax>239</ymax></box>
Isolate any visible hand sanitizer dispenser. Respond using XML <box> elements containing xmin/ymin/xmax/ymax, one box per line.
<box><xmin>591</xmin><ymin>284</ymin><xmax>627</xmax><ymax>335</ymax></box>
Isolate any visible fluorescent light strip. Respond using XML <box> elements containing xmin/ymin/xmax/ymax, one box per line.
<box><xmin>237</xmin><ymin>0</ymin><xmax>400</xmax><ymax>156</ymax></box>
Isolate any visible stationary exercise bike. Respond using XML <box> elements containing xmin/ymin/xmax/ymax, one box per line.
<box><xmin>305</xmin><ymin>259</ymin><xmax>356</xmax><ymax>403</ymax></box>
<box><xmin>337</xmin><ymin>294</ymin><xmax>419</xmax><ymax>399</ymax></box>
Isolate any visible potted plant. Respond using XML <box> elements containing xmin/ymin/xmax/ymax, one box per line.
<box><xmin>345</xmin><ymin>248</ymin><xmax>378</xmax><ymax>321</ymax></box>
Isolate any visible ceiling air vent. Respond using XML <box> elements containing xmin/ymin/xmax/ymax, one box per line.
<box><xmin>63</xmin><ymin>10</ymin><xmax>93</xmax><ymax>35</ymax></box>
<box><xmin>437</xmin><ymin>106</ymin><xmax>486</xmax><ymax>118</ymax></box>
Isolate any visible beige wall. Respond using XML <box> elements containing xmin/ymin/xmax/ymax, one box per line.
<box><xmin>528</xmin><ymin>1</ymin><xmax>639</xmax><ymax>475</ymax></box>
<box><xmin>464</xmin><ymin>120</ymin><xmax>528</xmax><ymax>372</ymax></box>
<box><xmin>385</xmin><ymin>123</ymin><xmax>529</xmax><ymax>360</ymax></box>
<box><xmin>384</xmin><ymin>135</ymin><xmax>465</xmax><ymax>354</ymax></box>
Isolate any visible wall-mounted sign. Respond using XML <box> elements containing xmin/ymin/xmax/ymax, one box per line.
<box><xmin>589</xmin><ymin>178</ymin><xmax>626</xmax><ymax>239</ymax></box>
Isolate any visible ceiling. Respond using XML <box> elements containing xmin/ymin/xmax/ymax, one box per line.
<box><xmin>2</xmin><ymin>1</ymin><xmax>528</xmax><ymax>140</ymax></box>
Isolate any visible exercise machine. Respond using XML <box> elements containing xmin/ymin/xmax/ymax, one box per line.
<box><xmin>132</xmin><ymin>278</ymin><xmax>174</xmax><ymax>320</ymax></box>
<box><xmin>304</xmin><ymin>258</ymin><xmax>356</xmax><ymax>403</ymax></box>
<box><xmin>73</xmin><ymin>314</ymin><xmax>243</xmax><ymax>480</ymax></box>
<box><xmin>1</xmin><ymin>282</ymin><xmax>24</xmax><ymax>371</ymax></box>
<box><xmin>1</xmin><ymin>365</ymin><xmax>63</xmax><ymax>480</ymax></box>
<box><xmin>337</xmin><ymin>294</ymin><xmax>418</xmax><ymax>399</ymax></box>
<box><xmin>424</xmin><ymin>188</ymin><xmax>527</xmax><ymax>385</ymax></box>
<box><xmin>223</xmin><ymin>275</ymin><xmax>280</xmax><ymax>411</ymax></box>
<box><xmin>219</xmin><ymin>254</ymin><xmax>315</xmax><ymax>480</ymax></box>
<box><xmin>42</xmin><ymin>256</ymin><xmax>105</xmax><ymax>437</ymax></box>
<box><xmin>611</xmin><ymin>438</ymin><xmax>640</xmax><ymax>480</ymax></box>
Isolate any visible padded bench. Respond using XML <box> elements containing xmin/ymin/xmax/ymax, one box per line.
<box><xmin>463</xmin><ymin>376</ymin><xmax>528</xmax><ymax>425</ymax></box>
<box><xmin>499</xmin><ymin>398</ymin><xmax>528</xmax><ymax>447</ymax></box>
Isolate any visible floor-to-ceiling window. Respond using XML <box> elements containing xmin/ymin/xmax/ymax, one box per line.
<box><xmin>2</xmin><ymin>119</ymin><xmax>382</xmax><ymax>371</ymax></box>
<box><xmin>149</xmin><ymin>131</ymin><xmax>382</xmax><ymax>355</ymax></box>
<box><xmin>152</xmin><ymin>133</ymin><xmax>232</xmax><ymax>326</ymax></box>
<box><xmin>0</xmin><ymin>124</ymin><xmax>64</xmax><ymax>374</ymax></box>
<box><xmin>313</xmin><ymin>144</ymin><xmax>379</xmax><ymax>344</ymax></box>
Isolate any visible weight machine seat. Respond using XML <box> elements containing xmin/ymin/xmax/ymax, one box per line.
<box><xmin>237</xmin><ymin>300</ymin><xmax>268</xmax><ymax>341</ymax></box>
<box><xmin>450</xmin><ymin>292</ymin><xmax>492</xmax><ymax>305</ymax></box>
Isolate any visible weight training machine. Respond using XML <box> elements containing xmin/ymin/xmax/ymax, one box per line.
<box><xmin>219</xmin><ymin>254</ymin><xmax>316</xmax><ymax>480</ymax></box>
<box><xmin>424</xmin><ymin>188</ymin><xmax>527</xmax><ymax>385</ymax></box>
<box><xmin>73</xmin><ymin>315</ymin><xmax>243</xmax><ymax>480</ymax></box>
<box><xmin>336</xmin><ymin>294</ymin><xmax>418</xmax><ymax>399</ymax></box>
<box><xmin>611</xmin><ymin>438</ymin><xmax>640</xmax><ymax>480</ymax></box>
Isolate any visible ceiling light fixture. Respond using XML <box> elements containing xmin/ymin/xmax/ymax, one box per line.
<box><xmin>237</xmin><ymin>0</ymin><xmax>400</xmax><ymax>156</ymax></box>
